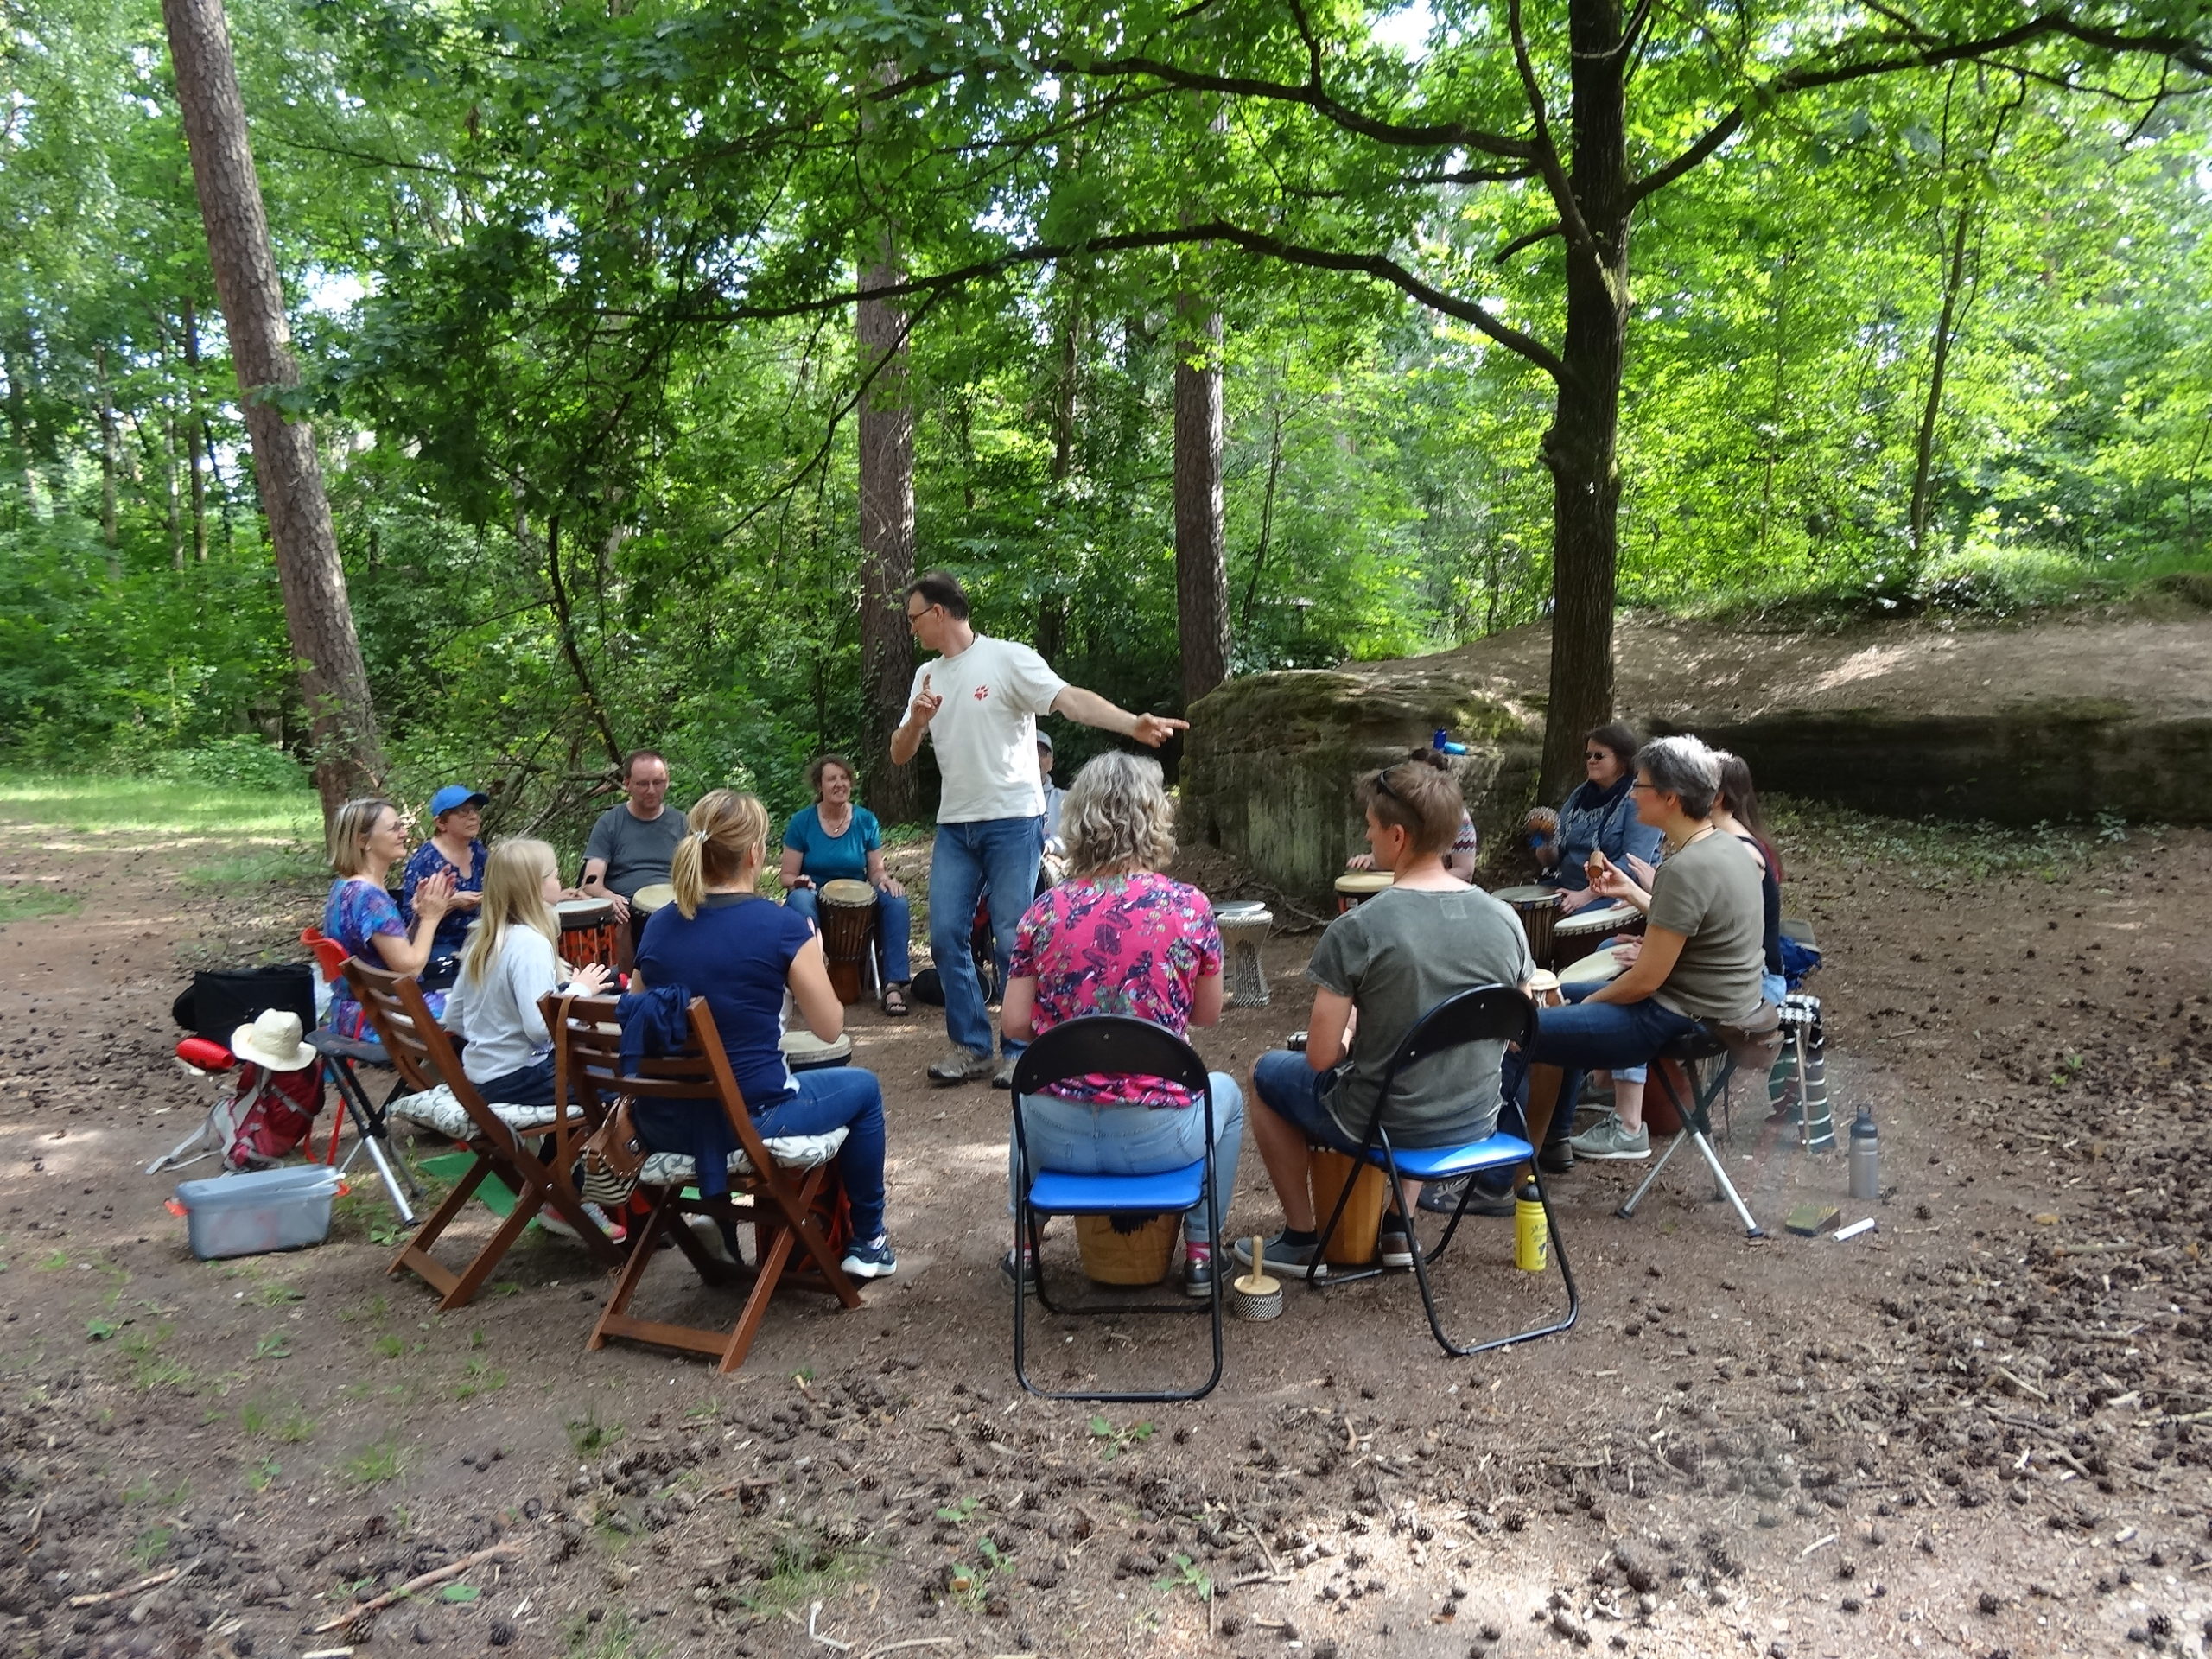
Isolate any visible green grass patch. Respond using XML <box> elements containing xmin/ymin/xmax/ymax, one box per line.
<box><xmin>0</xmin><ymin>883</ymin><xmax>81</xmax><ymax>922</ymax></box>
<box><xmin>181</xmin><ymin>848</ymin><xmax>322</xmax><ymax>889</ymax></box>
<box><xmin>0</xmin><ymin>771</ymin><xmax>319</xmax><ymax>841</ymax></box>
<box><xmin>565</xmin><ymin>1410</ymin><xmax>623</xmax><ymax>1458</ymax></box>
<box><xmin>344</xmin><ymin>1438</ymin><xmax>408</xmax><ymax>1485</ymax></box>
<box><xmin>563</xmin><ymin>1609</ymin><xmax>664</xmax><ymax>1659</ymax></box>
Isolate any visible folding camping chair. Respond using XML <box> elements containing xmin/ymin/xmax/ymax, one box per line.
<box><xmin>547</xmin><ymin>992</ymin><xmax>862</xmax><ymax>1374</ymax></box>
<box><xmin>1311</xmin><ymin>985</ymin><xmax>1580</xmax><ymax>1359</ymax></box>
<box><xmin>1616</xmin><ymin>1017</ymin><xmax>1786</xmax><ymax>1240</ymax></box>
<box><xmin>1007</xmin><ymin>1016</ymin><xmax>1225</xmax><ymax>1404</ymax></box>
<box><xmin>346</xmin><ymin>958</ymin><xmax>620</xmax><ymax>1310</ymax></box>
<box><xmin>301</xmin><ymin>929</ymin><xmax>421</xmax><ymax>1226</ymax></box>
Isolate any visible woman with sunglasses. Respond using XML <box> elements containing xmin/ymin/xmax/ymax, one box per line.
<box><xmin>1528</xmin><ymin>723</ymin><xmax>1664</xmax><ymax>913</ymax></box>
<box><xmin>1512</xmin><ymin>735</ymin><xmax>1769</xmax><ymax>1162</ymax></box>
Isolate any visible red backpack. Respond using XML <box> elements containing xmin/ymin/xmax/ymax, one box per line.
<box><xmin>223</xmin><ymin>1063</ymin><xmax>326</xmax><ymax>1170</ymax></box>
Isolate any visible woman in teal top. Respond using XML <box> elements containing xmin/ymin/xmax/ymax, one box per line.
<box><xmin>779</xmin><ymin>753</ymin><xmax>913</xmax><ymax>1014</ymax></box>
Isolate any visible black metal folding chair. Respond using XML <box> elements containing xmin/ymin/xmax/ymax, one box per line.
<box><xmin>1312</xmin><ymin>985</ymin><xmax>1580</xmax><ymax>1358</ymax></box>
<box><xmin>1009</xmin><ymin>1016</ymin><xmax>1224</xmax><ymax>1403</ymax></box>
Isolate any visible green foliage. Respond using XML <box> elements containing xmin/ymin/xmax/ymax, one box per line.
<box><xmin>0</xmin><ymin>0</ymin><xmax>2206</xmax><ymax>834</ymax></box>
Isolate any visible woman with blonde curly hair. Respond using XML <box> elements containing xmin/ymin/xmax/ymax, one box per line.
<box><xmin>632</xmin><ymin>790</ymin><xmax>896</xmax><ymax>1281</ymax></box>
<box><xmin>997</xmin><ymin>751</ymin><xmax>1243</xmax><ymax>1299</ymax></box>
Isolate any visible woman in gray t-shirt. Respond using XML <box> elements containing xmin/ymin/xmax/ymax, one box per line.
<box><xmin>1238</xmin><ymin>752</ymin><xmax>1534</xmax><ymax>1278</ymax></box>
<box><xmin>1515</xmin><ymin>735</ymin><xmax>1767</xmax><ymax>1163</ymax></box>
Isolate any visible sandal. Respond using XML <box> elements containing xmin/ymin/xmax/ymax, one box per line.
<box><xmin>880</xmin><ymin>982</ymin><xmax>912</xmax><ymax>1018</ymax></box>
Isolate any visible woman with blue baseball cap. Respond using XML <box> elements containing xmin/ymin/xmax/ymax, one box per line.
<box><xmin>403</xmin><ymin>785</ymin><xmax>489</xmax><ymax>988</ymax></box>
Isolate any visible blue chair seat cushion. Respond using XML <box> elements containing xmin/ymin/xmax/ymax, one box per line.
<box><xmin>1362</xmin><ymin>1133</ymin><xmax>1533</xmax><ymax>1181</ymax></box>
<box><xmin>1027</xmin><ymin>1159</ymin><xmax>1208</xmax><ymax>1216</ymax></box>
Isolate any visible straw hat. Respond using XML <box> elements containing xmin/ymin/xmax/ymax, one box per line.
<box><xmin>230</xmin><ymin>1009</ymin><xmax>317</xmax><ymax>1072</ymax></box>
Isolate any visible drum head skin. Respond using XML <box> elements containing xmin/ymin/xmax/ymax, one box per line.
<box><xmin>817</xmin><ymin>879</ymin><xmax>875</xmax><ymax>906</ymax></box>
<box><xmin>1559</xmin><ymin>945</ymin><xmax>1630</xmax><ymax>986</ymax></box>
<box><xmin>1526</xmin><ymin>969</ymin><xmax>1562</xmax><ymax>997</ymax></box>
<box><xmin>631</xmin><ymin>882</ymin><xmax>677</xmax><ymax>914</ymax></box>
<box><xmin>1492</xmin><ymin>884</ymin><xmax>1561</xmax><ymax>907</ymax></box>
<box><xmin>556</xmin><ymin>898</ymin><xmax>614</xmax><ymax>924</ymax></box>
<box><xmin>1334</xmin><ymin>872</ymin><xmax>1395</xmax><ymax>896</ymax></box>
<box><xmin>1557</xmin><ymin>901</ymin><xmax>1639</xmax><ymax>935</ymax></box>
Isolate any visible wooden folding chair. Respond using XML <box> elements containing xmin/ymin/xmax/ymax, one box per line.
<box><xmin>546</xmin><ymin>992</ymin><xmax>863</xmax><ymax>1374</ymax></box>
<box><xmin>344</xmin><ymin>958</ymin><xmax>620</xmax><ymax>1311</ymax></box>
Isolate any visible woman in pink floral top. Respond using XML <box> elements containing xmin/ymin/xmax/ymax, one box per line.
<box><xmin>1001</xmin><ymin>751</ymin><xmax>1244</xmax><ymax>1300</ymax></box>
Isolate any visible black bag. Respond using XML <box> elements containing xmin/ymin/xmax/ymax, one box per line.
<box><xmin>171</xmin><ymin>963</ymin><xmax>319</xmax><ymax>1049</ymax></box>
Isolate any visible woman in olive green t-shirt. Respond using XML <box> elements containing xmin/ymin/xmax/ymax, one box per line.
<box><xmin>1514</xmin><ymin>736</ymin><xmax>1766</xmax><ymax>1162</ymax></box>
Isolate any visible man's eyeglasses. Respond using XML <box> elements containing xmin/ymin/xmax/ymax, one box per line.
<box><xmin>1628</xmin><ymin>780</ymin><xmax>1658</xmax><ymax>793</ymax></box>
<box><xmin>905</xmin><ymin>604</ymin><xmax>933</xmax><ymax>621</ymax></box>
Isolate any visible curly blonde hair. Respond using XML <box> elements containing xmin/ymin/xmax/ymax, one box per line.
<box><xmin>1062</xmin><ymin>751</ymin><xmax>1177</xmax><ymax>879</ymax></box>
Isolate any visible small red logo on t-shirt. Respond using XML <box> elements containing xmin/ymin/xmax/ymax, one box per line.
<box><xmin>973</xmin><ymin>684</ymin><xmax>990</xmax><ymax>700</ymax></box>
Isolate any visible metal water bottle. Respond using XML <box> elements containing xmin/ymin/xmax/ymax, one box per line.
<box><xmin>1847</xmin><ymin>1104</ymin><xmax>1880</xmax><ymax>1201</ymax></box>
<box><xmin>1514</xmin><ymin>1182</ymin><xmax>1549</xmax><ymax>1272</ymax></box>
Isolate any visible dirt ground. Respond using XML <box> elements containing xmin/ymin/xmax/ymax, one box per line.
<box><xmin>1</xmin><ymin>803</ymin><xmax>2208</xmax><ymax>1659</ymax></box>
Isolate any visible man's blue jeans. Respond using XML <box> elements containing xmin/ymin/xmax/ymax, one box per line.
<box><xmin>930</xmin><ymin>816</ymin><xmax>1045</xmax><ymax>1058</ymax></box>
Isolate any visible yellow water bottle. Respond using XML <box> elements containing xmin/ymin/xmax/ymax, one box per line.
<box><xmin>1514</xmin><ymin>1182</ymin><xmax>1549</xmax><ymax>1273</ymax></box>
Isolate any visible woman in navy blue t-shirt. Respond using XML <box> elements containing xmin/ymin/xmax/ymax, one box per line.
<box><xmin>634</xmin><ymin>789</ymin><xmax>895</xmax><ymax>1281</ymax></box>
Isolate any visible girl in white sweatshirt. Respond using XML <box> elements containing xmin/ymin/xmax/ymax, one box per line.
<box><xmin>442</xmin><ymin>838</ymin><xmax>610</xmax><ymax>1104</ymax></box>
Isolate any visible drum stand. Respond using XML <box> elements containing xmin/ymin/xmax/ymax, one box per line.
<box><xmin>1617</xmin><ymin>1039</ymin><xmax>1764</xmax><ymax>1238</ymax></box>
<box><xmin>308</xmin><ymin>1031</ymin><xmax>422</xmax><ymax>1228</ymax></box>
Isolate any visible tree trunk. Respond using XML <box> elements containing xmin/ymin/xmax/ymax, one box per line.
<box><xmin>182</xmin><ymin>297</ymin><xmax>210</xmax><ymax>563</ymax></box>
<box><xmin>162</xmin><ymin>0</ymin><xmax>384</xmax><ymax>820</ymax></box>
<box><xmin>1173</xmin><ymin>289</ymin><xmax>1230</xmax><ymax>707</ymax></box>
<box><xmin>1539</xmin><ymin>0</ymin><xmax>1632</xmax><ymax>799</ymax></box>
<box><xmin>857</xmin><ymin>229</ymin><xmax>918</xmax><ymax>825</ymax></box>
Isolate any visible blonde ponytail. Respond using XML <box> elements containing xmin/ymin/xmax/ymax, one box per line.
<box><xmin>671</xmin><ymin>790</ymin><xmax>770</xmax><ymax>918</ymax></box>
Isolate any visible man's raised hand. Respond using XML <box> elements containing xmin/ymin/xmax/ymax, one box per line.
<box><xmin>907</xmin><ymin>672</ymin><xmax>943</xmax><ymax>728</ymax></box>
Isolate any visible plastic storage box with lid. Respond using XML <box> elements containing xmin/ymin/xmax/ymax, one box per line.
<box><xmin>174</xmin><ymin>1165</ymin><xmax>343</xmax><ymax>1260</ymax></box>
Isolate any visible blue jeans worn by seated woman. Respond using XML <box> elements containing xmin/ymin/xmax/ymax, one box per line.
<box><xmin>785</xmin><ymin>886</ymin><xmax>913</xmax><ymax>983</ymax></box>
<box><xmin>632</xmin><ymin>1065</ymin><xmax>888</xmax><ymax>1242</ymax></box>
<box><xmin>1008</xmin><ymin>1073</ymin><xmax>1245</xmax><ymax>1243</ymax></box>
<box><xmin>1506</xmin><ymin>986</ymin><xmax>1703</xmax><ymax>1131</ymax></box>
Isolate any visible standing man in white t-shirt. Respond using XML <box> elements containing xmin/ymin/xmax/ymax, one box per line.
<box><xmin>891</xmin><ymin>571</ymin><xmax>1189</xmax><ymax>1086</ymax></box>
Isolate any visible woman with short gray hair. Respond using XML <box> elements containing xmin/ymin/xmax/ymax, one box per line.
<box><xmin>996</xmin><ymin>751</ymin><xmax>1245</xmax><ymax>1299</ymax></box>
<box><xmin>1510</xmin><ymin>733</ymin><xmax>1769</xmax><ymax>1161</ymax></box>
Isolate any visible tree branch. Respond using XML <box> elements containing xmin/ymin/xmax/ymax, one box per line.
<box><xmin>648</xmin><ymin>221</ymin><xmax>1566</xmax><ymax>379</ymax></box>
<box><xmin>1631</xmin><ymin>10</ymin><xmax>2212</xmax><ymax>206</ymax></box>
<box><xmin>1506</xmin><ymin>0</ymin><xmax>1607</xmax><ymax>287</ymax></box>
<box><xmin>1048</xmin><ymin>53</ymin><xmax>1532</xmax><ymax>159</ymax></box>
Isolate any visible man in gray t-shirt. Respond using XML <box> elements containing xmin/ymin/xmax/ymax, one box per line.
<box><xmin>1238</xmin><ymin>751</ymin><xmax>1535</xmax><ymax>1279</ymax></box>
<box><xmin>580</xmin><ymin>750</ymin><xmax>689</xmax><ymax>919</ymax></box>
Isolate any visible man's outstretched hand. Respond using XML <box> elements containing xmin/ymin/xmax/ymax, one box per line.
<box><xmin>1130</xmin><ymin>713</ymin><xmax>1189</xmax><ymax>748</ymax></box>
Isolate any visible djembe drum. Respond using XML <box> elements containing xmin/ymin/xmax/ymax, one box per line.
<box><xmin>1493</xmin><ymin>884</ymin><xmax>1563</xmax><ymax>965</ymax></box>
<box><xmin>555</xmin><ymin>898</ymin><xmax>620</xmax><ymax>969</ymax></box>
<box><xmin>816</xmin><ymin>879</ymin><xmax>878</xmax><ymax>1005</ymax></box>
<box><xmin>1553</xmin><ymin>900</ymin><xmax>1642</xmax><ymax>969</ymax></box>
<box><xmin>1334</xmin><ymin>871</ymin><xmax>1393</xmax><ymax>914</ymax></box>
<box><xmin>1215</xmin><ymin>901</ymin><xmax>1274</xmax><ymax>1008</ymax></box>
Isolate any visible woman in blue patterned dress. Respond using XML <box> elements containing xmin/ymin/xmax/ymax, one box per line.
<box><xmin>322</xmin><ymin>798</ymin><xmax>455</xmax><ymax>1043</ymax></box>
